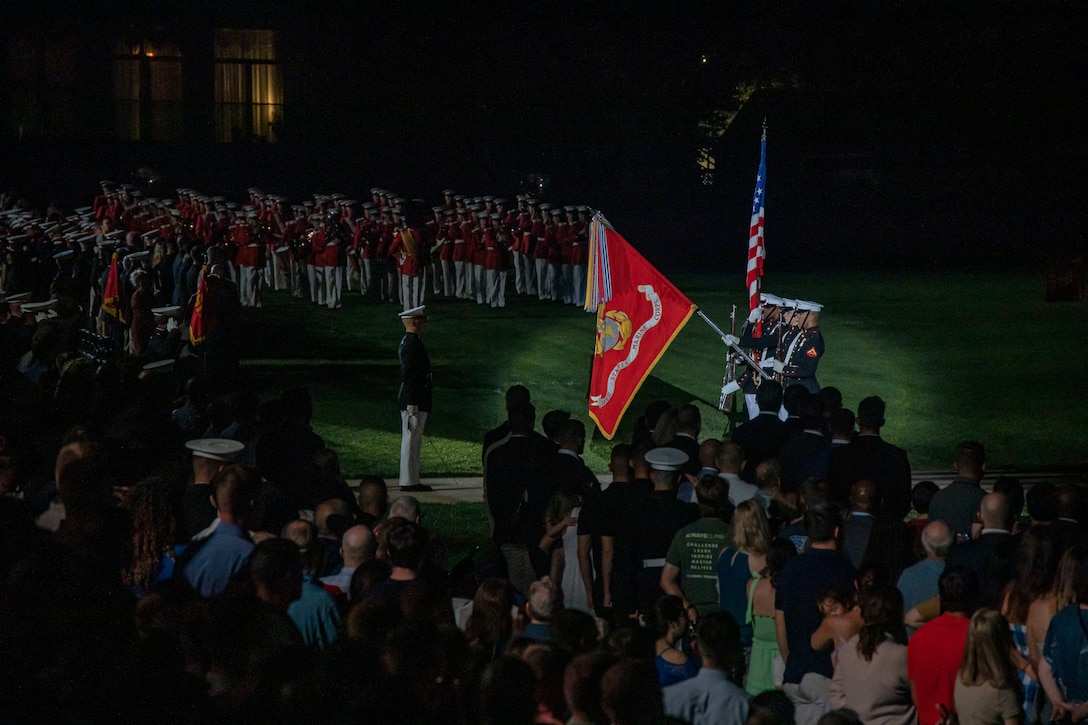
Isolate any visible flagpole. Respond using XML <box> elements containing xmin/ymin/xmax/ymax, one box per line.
<box><xmin>695</xmin><ymin>309</ymin><xmax>771</xmax><ymax>379</ymax></box>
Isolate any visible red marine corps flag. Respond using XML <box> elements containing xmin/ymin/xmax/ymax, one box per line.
<box><xmin>101</xmin><ymin>252</ymin><xmax>125</xmax><ymax>323</ymax></box>
<box><xmin>584</xmin><ymin>214</ymin><xmax>696</xmax><ymax>439</ymax></box>
<box><xmin>189</xmin><ymin>266</ymin><xmax>209</xmax><ymax>346</ymax></box>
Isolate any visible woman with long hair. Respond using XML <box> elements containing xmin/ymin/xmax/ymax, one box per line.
<box><xmin>464</xmin><ymin>577</ymin><xmax>514</xmax><ymax>662</ymax></box>
<box><xmin>652</xmin><ymin>594</ymin><xmax>698</xmax><ymax>687</ymax></box>
<box><xmin>954</xmin><ymin>608</ymin><xmax>1024</xmax><ymax>725</ymax></box>
<box><xmin>123</xmin><ymin>476</ymin><xmax>183</xmax><ymax>596</ymax></box>
<box><xmin>746</xmin><ymin>537</ymin><xmax>797</xmax><ymax>695</ymax></box>
<box><xmin>1037</xmin><ymin>543</ymin><xmax>1088</xmax><ymax>724</ymax></box>
<box><xmin>1001</xmin><ymin>525</ymin><xmax>1059</xmax><ymax>720</ymax></box>
<box><xmin>718</xmin><ymin>499</ymin><xmax>771</xmax><ymax>648</ymax></box>
<box><xmin>828</xmin><ymin>585</ymin><xmax>915</xmax><ymax>724</ymax></box>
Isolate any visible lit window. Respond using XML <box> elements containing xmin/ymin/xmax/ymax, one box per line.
<box><xmin>112</xmin><ymin>33</ymin><xmax>183</xmax><ymax>141</ymax></box>
<box><xmin>214</xmin><ymin>29</ymin><xmax>283</xmax><ymax>143</ymax></box>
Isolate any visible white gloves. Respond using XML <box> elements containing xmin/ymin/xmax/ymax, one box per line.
<box><xmin>773</xmin><ymin>360</ymin><xmax>785</xmax><ymax>374</ymax></box>
<box><xmin>724</xmin><ymin>334</ymin><xmax>740</xmax><ymax>346</ymax></box>
<box><xmin>721</xmin><ymin>380</ymin><xmax>741</xmax><ymax>396</ymax></box>
<box><xmin>406</xmin><ymin>404</ymin><xmax>419</xmax><ymax>431</ymax></box>
<box><xmin>747</xmin><ymin>308</ymin><xmax>762</xmax><ymax>323</ymax></box>
<box><xmin>166</xmin><ymin>318</ymin><xmax>179</xmax><ymax>332</ymax></box>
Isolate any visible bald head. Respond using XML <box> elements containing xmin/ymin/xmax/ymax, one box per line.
<box><xmin>979</xmin><ymin>491</ymin><xmax>1012</xmax><ymax>531</ymax></box>
<box><xmin>340</xmin><ymin>524</ymin><xmax>376</xmax><ymax>567</ymax></box>
<box><xmin>850</xmin><ymin>479</ymin><xmax>877</xmax><ymax>512</ymax></box>
<box><xmin>921</xmin><ymin>519</ymin><xmax>954</xmax><ymax>559</ymax></box>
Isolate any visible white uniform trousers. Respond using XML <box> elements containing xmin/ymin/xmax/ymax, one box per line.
<box><xmin>535</xmin><ymin>258</ymin><xmax>549</xmax><ymax>300</ymax></box>
<box><xmin>399</xmin><ymin>410</ymin><xmax>427</xmax><ymax>488</ymax></box>
<box><xmin>512</xmin><ymin>251</ymin><xmax>525</xmax><ymax>293</ymax></box>
<box><xmin>239</xmin><ymin>265</ymin><xmax>261</xmax><ymax>308</ymax></box>
<box><xmin>323</xmin><ymin>265</ymin><xmax>342</xmax><ymax>309</ymax></box>
<box><xmin>473</xmin><ymin>264</ymin><xmax>485</xmax><ymax>304</ymax></box>
<box><xmin>571</xmin><ymin>263</ymin><xmax>587</xmax><ymax>306</ymax></box>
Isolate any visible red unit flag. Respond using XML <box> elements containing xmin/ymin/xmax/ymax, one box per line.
<box><xmin>585</xmin><ymin>216</ymin><xmax>695</xmax><ymax>439</ymax></box>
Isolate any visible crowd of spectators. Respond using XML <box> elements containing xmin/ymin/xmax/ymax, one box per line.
<box><xmin>2</xmin><ymin>186</ymin><xmax>1088</xmax><ymax>724</ymax></box>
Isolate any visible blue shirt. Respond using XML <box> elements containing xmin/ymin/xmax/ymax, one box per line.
<box><xmin>183</xmin><ymin>521</ymin><xmax>253</xmax><ymax>597</ymax></box>
<box><xmin>897</xmin><ymin>558</ymin><xmax>944</xmax><ymax>615</ymax></box>
<box><xmin>1044</xmin><ymin>604</ymin><xmax>1088</xmax><ymax>704</ymax></box>
<box><xmin>663</xmin><ymin>667</ymin><xmax>749</xmax><ymax>725</ymax></box>
<box><xmin>288</xmin><ymin>578</ymin><xmax>343</xmax><ymax>650</ymax></box>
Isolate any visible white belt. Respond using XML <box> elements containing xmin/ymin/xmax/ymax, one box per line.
<box><xmin>642</xmin><ymin>558</ymin><xmax>666</xmax><ymax>568</ymax></box>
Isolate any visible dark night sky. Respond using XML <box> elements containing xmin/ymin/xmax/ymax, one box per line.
<box><xmin>3</xmin><ymin>1</ymin><xmax>1085</xmax><ymax>271</ymax></box>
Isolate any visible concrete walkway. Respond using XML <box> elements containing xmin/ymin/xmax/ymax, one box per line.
<box><xmin>357</xmin><ymin>468</ymin><xmax>1086</xmax><ymax>505</ymax></box>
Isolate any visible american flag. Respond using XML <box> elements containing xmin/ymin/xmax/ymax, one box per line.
<box><xmin>746</xmin><ymin>124</ymin><xmax>767</xmax><ymax>311</ymax></box>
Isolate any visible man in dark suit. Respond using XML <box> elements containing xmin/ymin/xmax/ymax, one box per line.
<box><xmin>398</xmin><ymin>305</ymin><xmax>432</xmax><ymax>492</ymax></box>
<box><xmin>946</xmin><ymin>491</ymin><xmax>1017</xmax><ymax>609</ymax></box>
<box><xmin>778</xmin><ymin>393</ymin><xmax>827</xmax><ymax>491</ymax></box>
<box><xmin>666</xmin><ymin>404</ymin><xmax>702</xmax><ymax>477</ymax></box>
<box><xmin>482</xmin><ymin>384</ymin><xmax>531</xmax><ymax>464</ymax></box>
<box><xmin>485</xmin><ymin>401</ymin><xmax>553</xmax><ymax>597</ymax></box>
<box><xmin>552</xmin><ymin>418</ymin><xmax>599</xmax><ymax>499</ymax></box>
<box><xmin>731</xmin><ymin>380</ymin><xmax>789</xmax><ymax>484</ymax></box>
<box><xmin>826</xmin><ymin>395</ymin><xmax>911</xmax><ymax>520</ymax></box>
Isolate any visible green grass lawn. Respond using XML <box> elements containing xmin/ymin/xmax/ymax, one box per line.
<box><xmin>239</xmin><ymin>271</ymin><xmax>1088</xmax><ymax>477</ymax></box>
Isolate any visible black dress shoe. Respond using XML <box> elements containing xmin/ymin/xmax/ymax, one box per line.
<box><xmin>399</xmin><ymin>484</ymin><xmax>433</xmax><ymax>492</ymax></box>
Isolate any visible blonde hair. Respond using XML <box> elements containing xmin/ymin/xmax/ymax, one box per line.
<box><xmin>731</xmin><ymin>499</ymin><xmax>771</xmax><ymax>555</ymax></box>
<box><xmin>1053</xmin><ymin>547</ymin><xmax>1083</xmax><ymax>609</ymax></box>
<box><xmin>958</xmin><ymin>609</ymin><xmax>1021</xmax><ymax>694</ymax></box>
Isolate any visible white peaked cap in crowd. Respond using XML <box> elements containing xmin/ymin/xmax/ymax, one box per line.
<box><xmin>186</xmin><ymin>438</ymin><xmax>245</xmax><ymax>462</ymax></box>
<box><xmin>399</xmin><ymin>305</ymin><xmax>427</xmax><ymax>319</ymax></box>
<box><xmin>797</xmin><ymin>300</ymin><xmax>823</xmax><ymax>312</ymax></box>
<box><xmin>142</xmin><ymin>359</ymin><xmax>175</xmax><ymax>374</ymax></box>
<box><xmin>644</xmin><ymin>447</ymin><xmax>689</xmax><ymax>472</ymax></box>
<box><xmin>760</xmin><ymin>293</ymin><xmax>783</xmax><ymax>306</ymax></box>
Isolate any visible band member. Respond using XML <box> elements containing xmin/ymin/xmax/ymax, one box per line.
<box><xmin>233</xmin><ymin>213</ymin><xmax>263</xmax><ymax>308</ymax></box>
<box><xmin>438</xmin><ymin>210</ymin><xmax>456</xmax><ymax>298</ymax></box>
<box><xmin>532</xmin><ymin>203</ymin><xmax>550</xmax><ymax>301</ymax></box>
<box><xmin>319</xmin><ymin>210</ymin><xmax>343</xmax><ymax>310</ymax></box>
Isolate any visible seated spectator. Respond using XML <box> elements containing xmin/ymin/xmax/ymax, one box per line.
<box><xmin>1000</xmin><ymin>525</ymin><xmax>1059</xmax><ymax>719</ymax></box>
<box><xmin>719</xmin><ymin>499</ymin><xmax>772</xmax><ymax>648</ymax></box>
<box><xmin>906</xmin><ymin>480</ymin><xmax>940</xmax><ymax>560</ymax></box>
<box><xmin>601</xmin><ymin>659</ymin><xmax>663</xmax><ymax>725</ymax></box>
<box><xmin>281</xmin><ymin>520</ymin><xmax>343</xmax><ymax>649</ymax></box>
<box><xmin>663</xmin><ymin>611</ymin><xmax>750</xmax><ymax>725</ymax></box>
<box><xmin>653</xmin><ymin>595</ymin><xmax>699</xmax><ymax>687</ymax></box>
<box><xmin>947</xmin><ymin>491</ymin><xmax>1017</xmax><ymax>609</ymax></box>
<box><xmin>929</xmin><ymin>441</ymin><xmax>987</xmax><ymax>541</ymax></box>
<box><xmin>908</xmin><ymin>565</ymin><xmax>979</xmax><ymax>725</ymax></box>
<box><xmin>519</xmin><ymin>576</ymin><xmax>559</xmax><ymax>643</ymax></box>
<box><xmin>746</xmin><ymin>690</ymin><xmax>795</xmax><ymax>725</ymax></box>
<box><xmin>842</xmin><ymin>479</ymin><xmax>877</xmax><ymax>568</ymax></box>
<box><xmin>465</xmin><ymin>577</ymin><xmax>515</xmax><ymax>662</ymax></box>
<box><xmin>775</xmin><ymin>502</ymin><xmax>857</xmax><ymax>725</ymax></box>
<box><xmin>1038</xmin><ymin>543</ymin><xmax>1088</xmax><ymax>723</ymax></box>
<box><xmin>319</xmin><ymin>524</ymin><xmax>375</xmax><ymax>599</ymax></box>
<box><xmin>898</xmin><ymin>519</ymin><xmax>953</xmax><ymax>630</ymax></box>
<box><xmin>179</xmin><ymin>464</ymin><xmax>258</xmax><ymax>597</ymax></box>
<box><xmin>564</xmin><ymin>651</ymin><xmax>619</xmax><ymax>725</ymax></box>
<box><xmin>747</xmin><ymin>538</ymin><xmax>797</xmax><ymax>696</ymax></box>
<box><xmin>954</xmin><ymin>608</ymin><xmax>1025</xmax><ymax>725</ymax></box>
<box><xmin>828</xmin><ymin>586</ymin><xmax>915</xmax><ymax>724</ymax></box>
